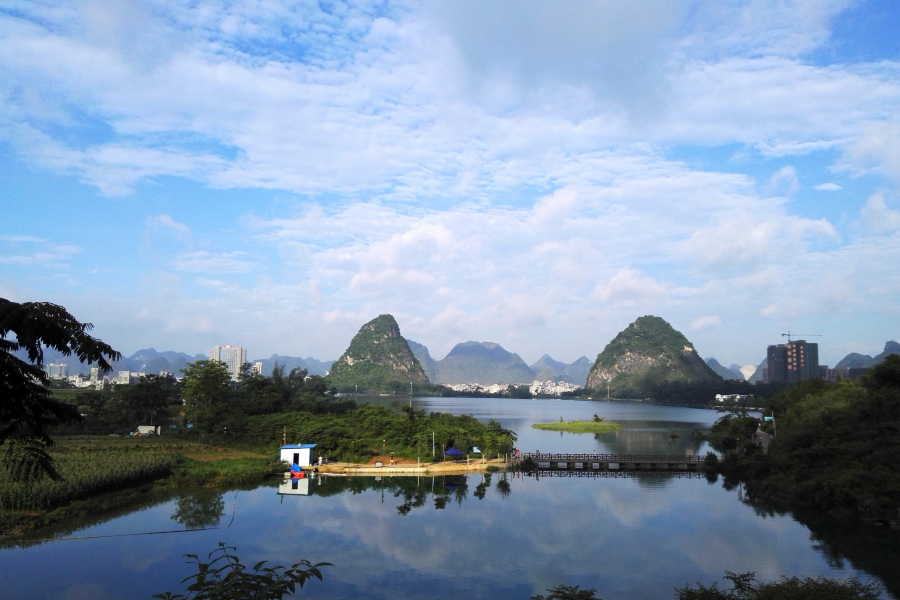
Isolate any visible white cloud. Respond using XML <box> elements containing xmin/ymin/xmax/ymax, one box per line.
<box><xmin>593</xmin><ymin>269</ymin><xmax>668</xmax><ymax>304</ymax></box>
<box><xmin>690</xmin><ymin>315</ymin><xmax>722</xmax><ymax>331</ymax></box>
<box><xmin>0</xmin><ymin>235</ymin><xmax>46</xmax><ymax>243</ymax></box>
<box><xmin>814</xmin><ymin>182</ymin><xmax>841</xmax><ymax>191</ymax></box>
<box><xmin>767</xmin><ymin>165</ymin><xmax>799</xmax><ymax>196</ymax></box>
<box><xmin>174</xmin><ymin>251</ymin><xmax>253</xmax><ymax>273</ymax></box>
<box><xmin>147</xmin><ymin>214</ymin><xmax>191</xmax><ymax>236</ymax></box>
<box><xmin>861</xmin><ymin>193</ymin><xmax>900</xmax><ymax>232</ymax></box>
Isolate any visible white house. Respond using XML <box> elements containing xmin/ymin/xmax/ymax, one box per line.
<box><xmin>280</xmin><ymin>443</ymin><xmax>317</xmax><ymax>467</ymax></box>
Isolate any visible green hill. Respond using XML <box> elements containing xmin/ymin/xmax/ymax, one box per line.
<box><xmin>328</xmin><ymin>315</ymin><xmax>429</xmax><ymax>392</ymax></box>
<box><xmin>586</xmin><ymin>315</ymin><xmax>721</xmax><ymax>398</ymax></box>
<box><xmin>435</xmin><ymin>341</ymin><xmax>535</xmax><ymax>385</ymax></box>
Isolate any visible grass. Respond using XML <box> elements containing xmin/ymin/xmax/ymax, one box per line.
<box><xmin>532</xmin><ymin>420</ymin><xmax>623</xmax><ymax>433</ymax></box>
<box><xmin>0</xmin><ymin>449</ymin><xmax>179</xmax><ymax>511</ymax></box>
<box><xmin>0</xmin><ymin>435</ymin><xmax>282</xmax><ymax>537</ymax></box>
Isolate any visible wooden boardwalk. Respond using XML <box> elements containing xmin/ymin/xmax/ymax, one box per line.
<box><xmin>523</xmin><ymin>452</ymin><xmax>706</xmax><ymax>471</ymax></box>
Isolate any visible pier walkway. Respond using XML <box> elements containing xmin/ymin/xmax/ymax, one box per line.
<box><xmin>523</xmin><ymin>452</ymin><xmax>706</xmax><ymax>471</ymax></box>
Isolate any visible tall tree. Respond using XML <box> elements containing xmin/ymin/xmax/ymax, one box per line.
<box><xmin>181</xmin><ymin>360</ymin><xmax>232</xmax><ymax>432</ymax></box>
<box><xmin>0</xmin><ymin>298</ymin><xmax>119</xmax><ymax>481</ymax></box>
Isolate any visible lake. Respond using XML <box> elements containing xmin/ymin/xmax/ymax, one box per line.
<box><xmin>1</xmin><ymin>398</ymin><xmax>897</xmax><ymax>600</ymax></box>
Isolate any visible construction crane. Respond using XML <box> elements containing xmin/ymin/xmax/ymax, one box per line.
<box><xmin>782</xmin><ymin>331</ymin><xmax>822</xmax><ymax>342</ymax></box>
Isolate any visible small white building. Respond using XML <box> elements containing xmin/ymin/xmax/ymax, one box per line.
<box><xmin>280</xmin><ymin>443</ymin><xmax>317</xmax><ymax>467</ymax></box>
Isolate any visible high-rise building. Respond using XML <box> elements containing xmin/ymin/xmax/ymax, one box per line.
<box><xmin>46</xmin><ymin>361</ymin><xmax>68</xmax><ymax>379</ymax></box>
<box><xmin>209</xmin><ymin>345</ymin><xmax>248</xmax><ymax>381</ymax></box>
<box><xmin>767</xmin><ymin>340</ymin><xmax>819</xmax><ymax>383</ymax></box>
<box><xmin>252</xmin><ymin>362</ymin><xmax>264</xmax><ymax>376</ymax></box>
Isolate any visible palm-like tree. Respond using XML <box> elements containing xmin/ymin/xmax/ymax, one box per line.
<box><xmin>0</xmin><ymin>298</ymin><xmax>119</xmax><ymax>481</ymax></box>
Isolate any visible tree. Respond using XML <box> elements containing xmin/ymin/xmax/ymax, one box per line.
<box><xmin>182</xmin><ymin>360</ymin><xmax>232</xmax><ymax>432</ymax></box>
<box><xmin>0</xmin><ymin>298</ymin><xmax>119</xmax><ymax>481</ymax></box>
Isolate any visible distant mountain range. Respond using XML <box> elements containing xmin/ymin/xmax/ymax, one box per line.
<box><xmin>835</xmin><ymin>341</ymin><xmax>899</xmax><ymax>370</ymax></box>
<box><xmin>704</xmin><ymin>358</ymin><xmax>743</xmax><ymax>380</ymax></box>
<box><xmin>430</xmin><ymin>341</ymin><xmax>536</xmax><ymax>385</ymax></box>
<box><xmin>407</xmin><ymin>340</ymin><xmax>591</xmax><ymax>386</ymax></box>
<box><xmin>22</xmin><ymin>345</ymin><xmax>334</xmax><ymax>378</ymax></box>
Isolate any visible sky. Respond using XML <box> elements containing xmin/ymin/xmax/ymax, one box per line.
<box><xmin>1</xmin><ymin>0</ymin><xmax>899</xmax><ymax>368</ymax></box>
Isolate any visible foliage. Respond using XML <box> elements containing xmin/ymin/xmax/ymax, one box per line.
<box><xmin>154</xmin><ymin>543</ymin><xmax>329</xmax><ymax>600</ymax></box>
<box><xmin>0</xmin><ymin>447</ymin><xmax>178</xmax><ymax>511</ymax></box>
<box><xmin>532</xmin><ymin>584</ymin><xmax>601</xmax><ymax>600</ymax></box>
<box><xmin>244</xmin><ymin>403</ymin><xmax>516</xmax><ymax>462</ymax></box>
<box><xmin>652</xmin><ymin>380</ymin><xmax>788</xmax><ymax>406</ymax></box>
<box><xmin>718</xmin><ymin>355</ymin><xmax>900</xmax><ymax>521</ymax></box>
<box><xmin>674</xmin><ymin>570</ymin><xmax>882</xmax><ymax>600</ymax></box>
<box><xmin>0</xmin><ymin>298</ymin><xmax>119</xmax><ymax>481</ymax></box>
<box><xmin>182</xmin><ymin>360</ymin><xmax>233</xmax><ymax>433</ymax></box>
<box><xmin>531</xmin><ymin>420</ymin><xmax>623</xmax><ymax>433</ymax></box>
<box><xmin>705</xmin><ymin>411</ymin><xmax>761</xmax><ymax>452</ymax></box>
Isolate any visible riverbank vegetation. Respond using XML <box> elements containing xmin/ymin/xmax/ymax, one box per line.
<box><xmin>532</xmin><ymin>416</ymin><xmax>623</xmax><ymax>434</ymax></box>
<box><xmin>708</xmin><ymin>355</ymin><xmax>900</xmax><ymax>524</ymax></box>
<box><xmin>242</xmin><ymin>403</ymin><xmax>517</xmax><ymax>462</ymax></box>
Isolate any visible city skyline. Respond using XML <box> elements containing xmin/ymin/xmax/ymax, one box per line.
<box><xmin>2</xmin><ymin>1</ymin><xmax>900</xmax><ymax>367</ymax></box>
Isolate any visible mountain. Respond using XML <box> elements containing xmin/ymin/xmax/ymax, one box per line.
<box><xmin>529</xmin><ymin>354</ymin><xmax>592</xmax><ymax>386</ymax></box>
<box><xmin>530</xmin><ymin>354</ymin><xmax>568</xmax><ymax>380</ymax></box>
<box><xmin>407</xmin><ymin>340</ymin><xmax>439</xmax><ymax>383</ymax></box>
<box><xmin>835</xmin><ymin>342</ymin><xmax>900</xmax><ymax>370</ymax></box>
<box><xmin>303</xmin><ymin>357</ymin><xmax>334</xmax><ymax>377</ymax></box>
<box><xmin>586</xmin><ymin>316</ymin><xmax>721</xmax><ymax>398</ymax></box>
<box><xmin>728</xmin><ymin>363</ymin><xmax>745</xmax><ymax>379</ymax></box>
<box><xmin>254</xmin><ymin>355</ymin><xmax>309</xmax><ymax>377</ymax></box>
<box><xmin>435</xmin><ymin>341</ymin><xmax>535</xmax><ymax>385</ymax></box>
<box><xmin>747</xmin><ymin>358</ymin><xmax>767</xmax><ymax>383</ymax></box>
<box><xmin>328</xmin><ymin>314</ymin><xmax>429</xmax><ymax>391</ymax></box>
<box><xmin>705</xmin><ymin>357</ymin><xmax>742</xmax><ymax>381</ymax></box>
<box><xmin>563</xmin><ymin>356</ymin><xmax>593</xmax><ymax>387</ymax></box>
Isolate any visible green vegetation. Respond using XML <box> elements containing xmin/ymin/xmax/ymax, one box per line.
<box><xmin>243</xmin><ymin>403</ymin><xmax>516</xmax><ymax>462</ymax></box>
<box><xmin>0</xmin><ymin>447</ymin><xmax>178</xmax><ymax>511</ymax></box>
<box><xmin>327</xmin><ymin>314</ymin><xmax>429</xmax><ymax>393</ymax></box>
<box><xmin>586</xmin><ymin>315</ymin><xmax>720</xmax><ymax>398</ymax></box>
<box><xmin>652</xmin><ymin>379</ymin><xmax>788</xmax><ymax>407</ymax></box>
<box><xmin>154</xmin><ymin>543</ymin><xmax>329</xmax><ymax>600</ymax></box>
<box><xmin>709</xmin><ymin>355</ymin><xmax>900</xmax><ymax>523</ymax></box>
<box><xmin>1</xmin><ymin>297</ymin><xmax>120</xmax><ymax>482</ymax></box>
<box><xmin>531</xmin><ymin>420</ymin><xmax>623</xmax><ymax>433</ymax></box>
<box><xmin>531</xmin><ymin>572</ymin><xmax>882</xmax><ymax>600</ymax></box>
<box><xmin>674</xmin><ymin>571</ymin><xmax>882</xmax><ymax>600</ymax></box>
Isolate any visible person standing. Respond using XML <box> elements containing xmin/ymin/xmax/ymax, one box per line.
<box><xmin>318</xmin><ymin>455</ymin><xmax>323</xmax><ymax>466</ymax></box>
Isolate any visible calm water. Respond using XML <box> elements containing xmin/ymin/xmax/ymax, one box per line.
<box><xmin>1</xmin><ymin>399</ymin><xmax>897</xmax><ymax>600</ymax></box>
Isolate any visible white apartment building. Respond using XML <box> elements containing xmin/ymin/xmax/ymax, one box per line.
<box><xmin>530</xmin><ymin>380</ymin><xmax>581</xmax><ymax>396</ymax></box>
<box><xmin>209</xmin><ymin>345</ymin><xmax>248</xmax><ymax>381</ymax></box>
<box><xmin>252</xmin><ymin>362</ymin><xmax>264</xmax><ymax>376</ymax></box>
<box><xmin>46</xmin><ymin>361</ymin><xmax>68</xmax><ymax>379</ymax></box>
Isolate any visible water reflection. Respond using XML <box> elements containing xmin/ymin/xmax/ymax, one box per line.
<box><xmin>170</xmin><ymin>490</ymin><xmax>225</xmax><ymax>529</ymax></box>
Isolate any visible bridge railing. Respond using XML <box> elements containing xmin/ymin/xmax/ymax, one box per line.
<box><xmin>522</xmin><ymin>453</ymin><xmax>706</xmax><ymax>463</ymax></box>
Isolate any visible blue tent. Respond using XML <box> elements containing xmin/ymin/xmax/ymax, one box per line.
<box><xmin>443</xmin><ymin>447</ymin><xmax>466</xmax><ymax>456</ymax></box>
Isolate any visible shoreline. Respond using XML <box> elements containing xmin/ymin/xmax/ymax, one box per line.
<box><xmin>300</xmin><ymin>457</ymin><xmax>519</xmax><ymax>475</ymax></box>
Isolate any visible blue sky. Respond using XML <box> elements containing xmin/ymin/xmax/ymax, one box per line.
<box><xmin>2</xmin><ymin>0</ymin><xmax>899</xmax><ymax>368</ymax></box>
